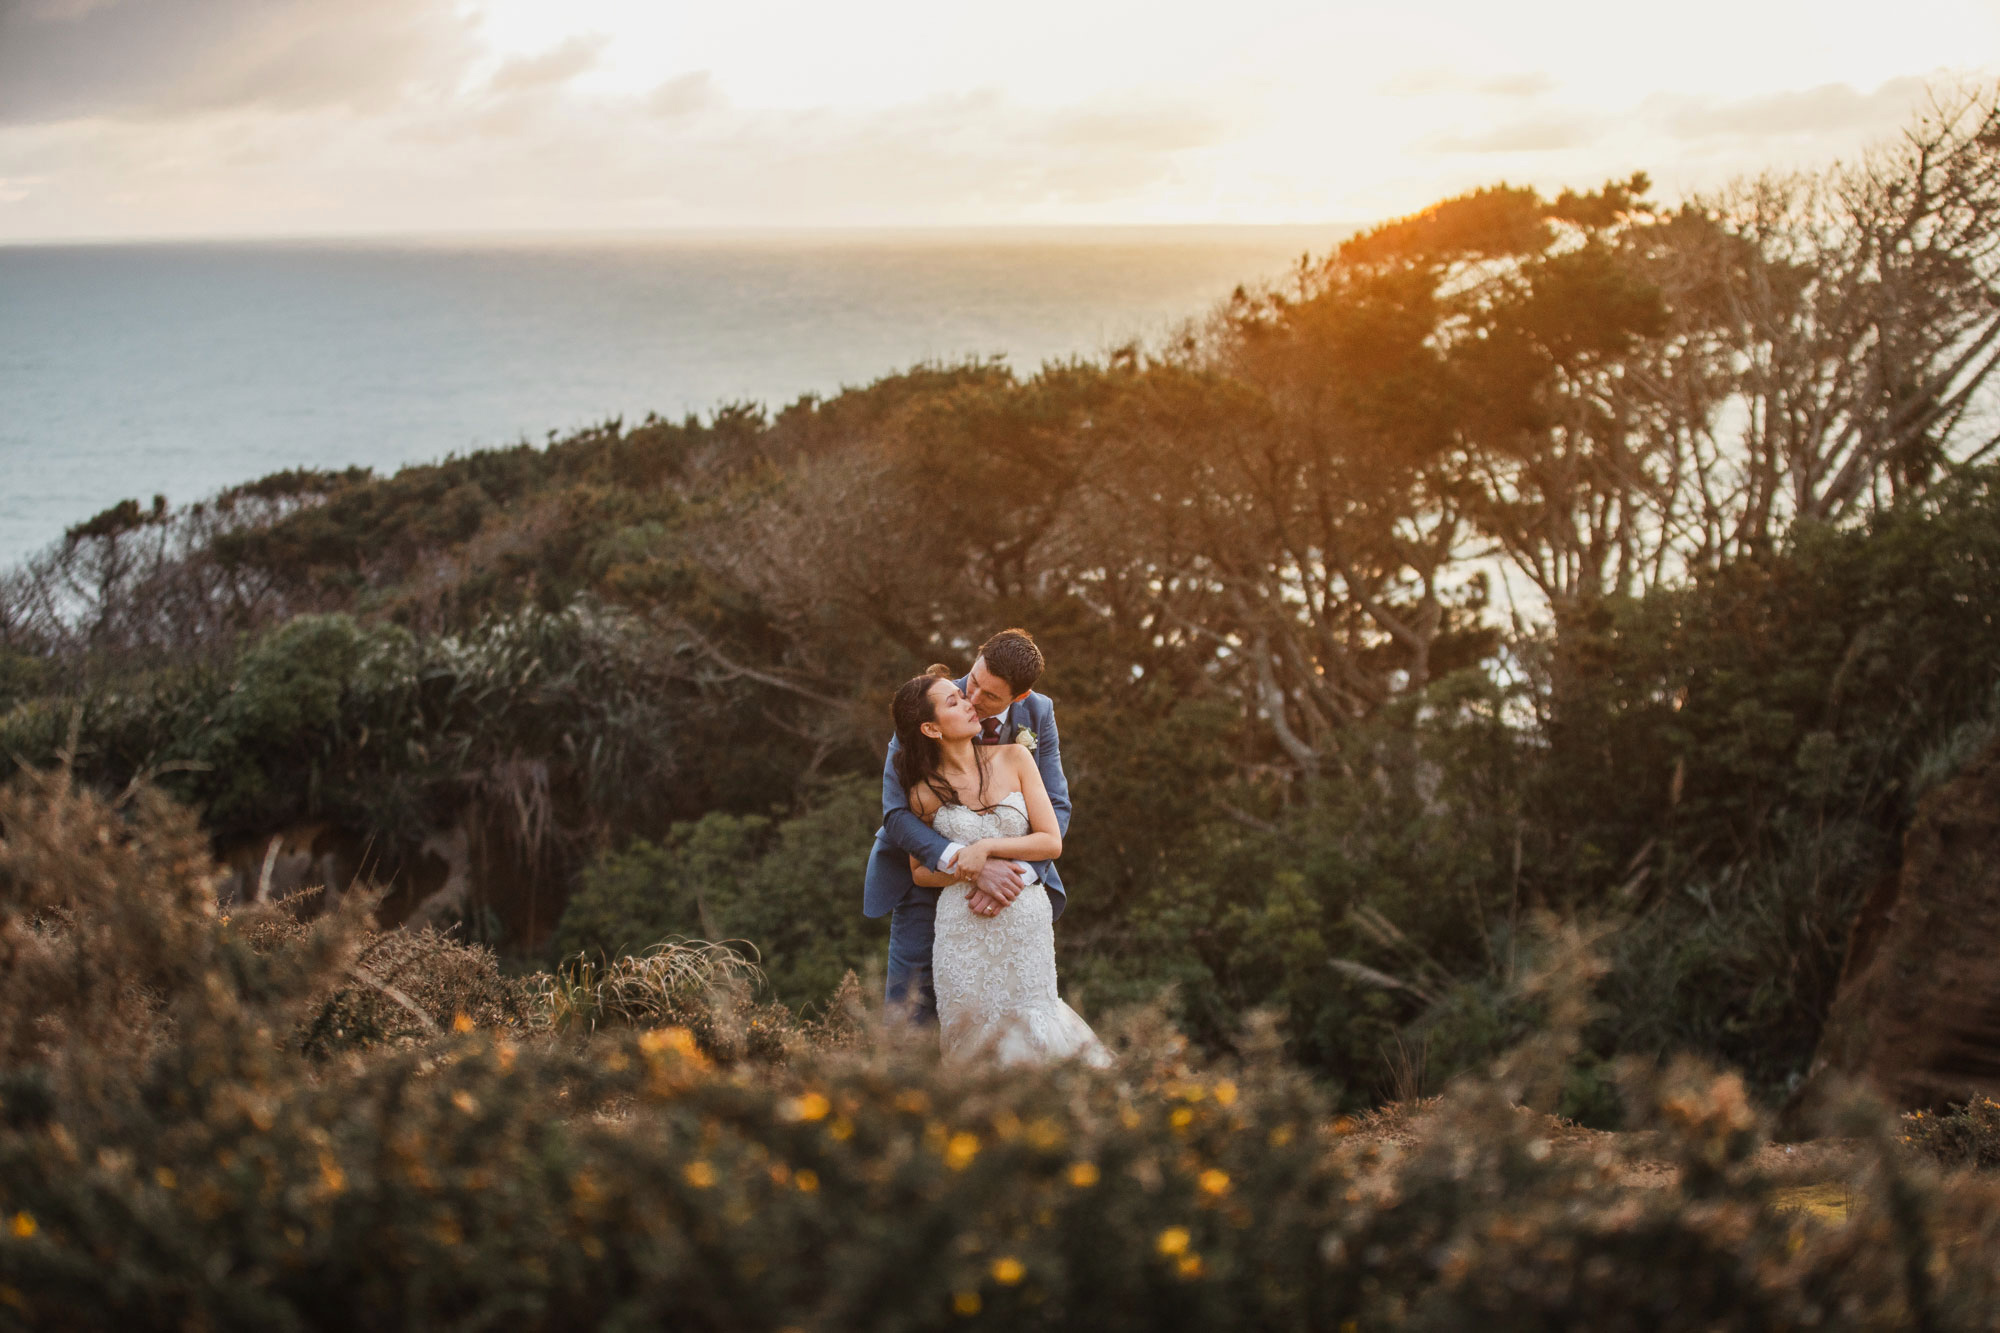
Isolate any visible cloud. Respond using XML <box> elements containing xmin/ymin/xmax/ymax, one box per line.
<box><xmin>1039</xmin><ymin>100</ymin><xmax>1227</xmax><ymax>155</ymax></box>
<box><xmin>1649</xmin><ymin>76</ymin><xmax>1930</xmax><ymax>141</ymax></box>
<box><xmin>1381</xmin><ymin>68</ymin><xmax>1558</xmax><ymax>99</ymax></box>
<box><xmin>0</xmin><ymin>70</ymin><xmax>1247</xmax><ymax>238</ymax></box>
<box><xmin>647</xmin><ymin>72</ymin><xmax>720</xmax><ymax>119</ymax></box>
<box><xmin>0</xmin><ymin>0</ymin><xmax>478</xmax><ymax>124</ymax></box>
<box><xmin>1418</xmin><ymin>115</ymin><xmax>1598</xmax><ymax>154</ymax></box>
<box><xmin>487</xmin><ymin>34</ymin><xmax>608</xmax><ymax>95</ymax></box>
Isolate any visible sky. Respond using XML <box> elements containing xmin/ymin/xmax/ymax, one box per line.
<box><xmin>0</xmin><ymin>0</ymin><xmax>1995</xmax><ymax>241</ymax></box>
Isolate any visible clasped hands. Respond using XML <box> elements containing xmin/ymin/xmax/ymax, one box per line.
<box><xmin>953</xmin><ymin>841</ymin><xmax>1026</xmax><ymax>918</ymax></box>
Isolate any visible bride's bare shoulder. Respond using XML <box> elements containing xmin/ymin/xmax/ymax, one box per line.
<box><xmin>993</xmin><ymin>743</ymin><xmax>1035</xmax><ymax>776</ymax></box>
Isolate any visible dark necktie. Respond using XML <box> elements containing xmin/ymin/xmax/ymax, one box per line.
<box><xmin>979</xmin><ymin>715</ymin><xmax>1004</xmax><ymax>745</ymax></box>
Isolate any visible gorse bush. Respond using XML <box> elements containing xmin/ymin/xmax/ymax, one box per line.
<box><xmin>296</xmin><ymin>923</ymin><xmax>539</xmax><ymax>1057</ymax></box>
<box><xmin>1904</xmin><ymin>1099</ymin><xmax>2000</xmax><ymax>1171</ymax></box>
<box><xmin>6</xmin><ymin>771</ymin><xmax>2000</xmax><ymax>1329</ymax></box>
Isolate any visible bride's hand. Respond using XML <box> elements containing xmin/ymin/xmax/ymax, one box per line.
<box><xmin>965</xmin><ymin>887</ymin><xmax>1008</xmax><ymax>917</ymax></box>
<box><xmin>954</xmin><ymin>841</ymin><xmax>991</xmax><ymax>879</ymax></box>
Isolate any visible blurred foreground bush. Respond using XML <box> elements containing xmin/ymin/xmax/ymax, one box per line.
<box><xmin>7</xmin><ymin>772</ymin><xmax>2000</xmax><ymax>1331</ymax></box>
<box><xmin>1904</xmin><ymin>1098</ymin><xmax>2000</xmax><ymax>1172</ymax></box>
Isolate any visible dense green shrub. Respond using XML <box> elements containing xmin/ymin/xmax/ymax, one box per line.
<box><xmin>553</xmin><ymin>776</ymin><xmax>888</xmax><ymax>1010</ymax></box>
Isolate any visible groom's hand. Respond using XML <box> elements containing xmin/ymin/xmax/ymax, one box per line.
<box><xmin>966</xmin><ymin>887</ymin><xmax>1010</xmax><ymax>917</ymax></box>
<box><xmin>970</xmin><ymin>859</ymin><xmax>1025</xmax><ymax>905</ymax></box>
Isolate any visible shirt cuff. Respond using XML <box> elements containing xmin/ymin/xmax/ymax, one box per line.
<box><xmin>1016</xmin><ymin>861</ymin><xmax>1039</xmax><ymax>886</ymax></box>
<box><xmin>938</xmin><ymin>842</ymin><xmax>965</xmax><ymax>873</ymax></box>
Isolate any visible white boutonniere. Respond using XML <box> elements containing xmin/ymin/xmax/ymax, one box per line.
<box><xmin>1015</xmin><ymin>726</ymin><xmax>1038</xmax><ymax>752</ymax></box>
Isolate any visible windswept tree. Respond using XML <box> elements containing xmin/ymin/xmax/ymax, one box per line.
<box><xmin>1656</xmin><ymin>86</ymin><xmax>2000</xmax><ymax>561</ymax></box>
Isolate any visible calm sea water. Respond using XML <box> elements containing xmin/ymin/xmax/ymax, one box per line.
<box><xmin>0</xmin><ymin>227</ymin><xmax>1335</xmax><ymax>569</ymax></box>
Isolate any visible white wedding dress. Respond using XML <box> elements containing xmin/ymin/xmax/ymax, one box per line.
<box><xmin>931</xmin><ymin>792</ymin><xmax>1110</xmax><ymax>1068</ymax></box>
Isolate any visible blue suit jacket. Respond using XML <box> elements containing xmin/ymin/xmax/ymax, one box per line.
<box><xmin>862</xmin><ymin>684</ymin><xmax>1071</xmax><ymax>920</ymax></box>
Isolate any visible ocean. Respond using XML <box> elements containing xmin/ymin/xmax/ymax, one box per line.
<box><xmin>0</xmin><ymin>227</ymin><xmax>1336</xmax><ymax>570</ymax></box>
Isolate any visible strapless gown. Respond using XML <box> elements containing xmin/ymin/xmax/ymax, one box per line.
<box><xmin>931</xmin><ymin>792</ymin><xmax>1109</xmax><ymax>1067</ymax></box>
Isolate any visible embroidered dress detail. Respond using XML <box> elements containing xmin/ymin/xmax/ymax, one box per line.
<box><xmin>931</xmin><ymin>793</ymin><xmax>1108</xmax><ymax>1067</ymax></box>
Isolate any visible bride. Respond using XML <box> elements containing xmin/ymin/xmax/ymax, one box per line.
<box><xmin>890</xmin><ymin>667</ymin><xmax>1108</xmax><ymax>1067</ymax></box>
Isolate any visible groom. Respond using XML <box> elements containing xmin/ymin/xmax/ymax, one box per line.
<box><xmin>863</xmin><ymin>628</ymin><xmax>1071</xmax><ymax>1023</ymax></box>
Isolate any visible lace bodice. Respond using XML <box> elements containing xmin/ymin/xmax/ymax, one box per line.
<box><xmin>932</xmin><ymin>790</ymin><xmax>1030</xmax><ymax>846</ymax></box>
<box><xmin>928</xmin><ymin>791</ymin><xmax>1107</xmax><ymax>1068</ymax></box>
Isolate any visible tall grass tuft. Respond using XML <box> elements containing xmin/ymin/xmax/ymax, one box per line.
<box><xmin>533</xmin><ymin>939</ymin><xmax>795</xmax><ymax>1061</ymax></box>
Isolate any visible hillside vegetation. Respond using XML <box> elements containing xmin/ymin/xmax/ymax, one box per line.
<box><xmin>3</xmin><ymin>90</ymin><xmax>2000</xmax><ymax>1119</ymax></box>
<box><xmin>5</xmin><ymin>767</ymin><xmax>2000</xmax><ymax>1330</ymax></box>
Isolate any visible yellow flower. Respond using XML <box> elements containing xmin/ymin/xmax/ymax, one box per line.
<box><xmin>1067</xmin><ymin>1161</ymin><xmax>1100</xmax><ymax>1188</ymax></box>
<box><xmin>154</xmin><ymin>1167</ymin><xmax>177</xmax><ymax>1190</ymax></box>
<box><xmin>1269</xmin><ymin>1126</ymin><xmax>1294</xmax><ymax>1147</ymax></box>
<box><xmin>944</xmin><ymin>1132</ymin><xmax>981</xmax><ymax>1170</ymax></box>
<box><xmin>319</xmin><ymin>1153</ymin><xmax>347</xmax><ymax>1195</ymax></box>
<box><xmin>830</xmin><ymin>1116</ymin><xmax>855</xmax><ymax>1142</ymax></box>
<box><xmin>1214</xmin><ymin>1080</ymin><xmax>1239</xmax><ymax>1107</ymax></box>
<box><xmin>953</xmin><ymin>1290</ymin><xmax>982</xmax><ymax>1316</ymax></box>
<box><xmin>1198</xmin><ymin>1169</ymin><xmax>1230</xmax><ymax>1197</ymax></box>
<box><xmin>991</xmin><ymin>1256</ymin><xmax>1026</xmax><ymax>1285</ymax></box>
<box><xmin>639</xmin><ymin>1027</ymin><xmax>700</xmax><ymax>1058</ymax></box>
<box><xmin>1331</xmin><ymin>1116</ymin><xmax>1357</xmax><ymax>1135</ymax></box>
<box><xmin>1170</xmin><ymin>1107</ymin><xmax>1195</xmax><ymax>1130</ymax></box>
<box><xmin>684</xmin><ymin>1161</ymin><xmax>716</xmax><ymax>1189</ymax></box>
<box><xmin>9</xmin><ymin>1213</ymin><xmax>35</xmax><ymax>1240</ymax></box>
<box><xmin>1156</xmin><ymin>1226</ymin><xmax>1191</xmax><ymax>1257</ymax></box>
<box><xmin>451</xmin><ymin>1011</ymin><xmax>475</xmax><ymax>1034</ymax></box>
<box><xmin>795</xmin><ymin>1169</ymin><xmax>820</xmax><ymax>1193</ymax></box>
<box><xmin>1176</xmin><ymin>1253</ymin><xmax>1205</xmax><ymax>1279</ymax></box>
<box><xmin>788</xmin><ymin>1092</ymin><xmax>832</xmax><ymax>1123</ymax></box>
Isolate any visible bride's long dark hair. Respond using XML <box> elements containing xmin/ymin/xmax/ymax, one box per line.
<box><xmin>892</xmin><ymin>665</ymin><xmax>989</xmax><ymax>812</ymax></box>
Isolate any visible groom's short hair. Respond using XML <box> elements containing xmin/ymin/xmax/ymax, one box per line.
<box><xmin>978</xmin><ymin>628</ymin><xmax>1044</xmax><ymax>696</ymax></box>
